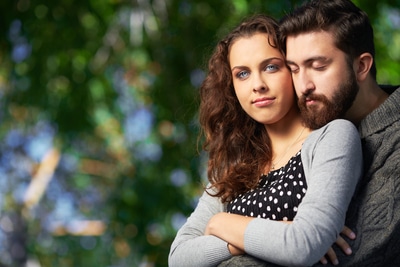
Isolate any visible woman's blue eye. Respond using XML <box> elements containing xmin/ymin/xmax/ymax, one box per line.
<box><xmin>237</xmin><ymin>71</ymin><xmax>249</xmax><ymax>79</ymax></box>
<box><xmin>265</xmin><ymin>64</ymin><xmax>278</xmax><ymax>72</ymax></box>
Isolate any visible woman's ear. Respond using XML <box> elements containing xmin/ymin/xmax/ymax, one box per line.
<box><xmin>354</xmin><ymin>53</ymin><xmax>373</xmax><ymax>82</ymax></box>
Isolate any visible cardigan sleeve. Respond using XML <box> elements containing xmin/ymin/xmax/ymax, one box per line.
<box><xmin>168</xmin><ymin>188</ymin><xmax>232</xmax><ymax>267</ymax></box>
<box><xmin>243</xmin><ymin>119</ymin><xmax>363</xmax><ymax>266</ymax></box>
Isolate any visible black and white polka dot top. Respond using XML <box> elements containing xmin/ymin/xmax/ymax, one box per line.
<box><xmin>227</xmin><ymin>151</ymin><xmax>307</xmax><ymax>221</ymax></box>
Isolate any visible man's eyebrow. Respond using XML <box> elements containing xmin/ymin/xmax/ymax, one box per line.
<box><xmin>286</xmin><ymin>56</ymin><xmax>329</xmax><ymax>66</ymax></box>
<box><xmin>305</xmin><ymin>56</ymin><xmax>329</xmax><ymax>64</ymax></box>
<box><xmin>285</xmin><ymin>60</ymin><xmax>297</xmax><ymax>66</ymax></box>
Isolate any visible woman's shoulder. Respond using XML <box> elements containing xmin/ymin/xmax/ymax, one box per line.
<box><xmin>320</xmin><ymin>118</ymin><xmax>357</xmax><ymax>131</ymax></box>
<box><xmin>304</xmin><ymin>119</ymin><xmax>360</xmax><ymax>148</ymax></box>
<box><xmin>311</xmin><ymin>119</ymin><xmax>358</xmax><ymax>137</ymax></box>
<box><xmin>301</xmin><ymin>119</ymin><xmax>363</xmax><ymax>180</ymax></box>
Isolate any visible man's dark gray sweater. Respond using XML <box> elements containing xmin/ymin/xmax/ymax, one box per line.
<box><xmin>335</xmin><ymin>86</ymin><xmax>400</xmax><ymax>267</ymax></box>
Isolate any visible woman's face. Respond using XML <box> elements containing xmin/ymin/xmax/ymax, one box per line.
<box><xmin>229</xmin><ymin>33</ymin><xmax>295</xmax><ymax>125</ymax></box>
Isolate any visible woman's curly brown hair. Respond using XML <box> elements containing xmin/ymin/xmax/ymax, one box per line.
<box><xmin>199</xmin><ymin>14</ymin><xmax>283</xmax><ymax>202</ymax></box>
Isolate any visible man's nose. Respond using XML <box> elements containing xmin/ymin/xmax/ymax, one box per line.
<box><xmin>294</xmin><ymin>70</ymin><xmax>315</xmax><ymax>96</ymax></box>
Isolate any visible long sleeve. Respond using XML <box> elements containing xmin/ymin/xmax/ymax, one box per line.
<box><xmin>168</xmin><ymin>188</ymin><xmax>232</xmax><ymax>267</ymax></box>
<box><xmin>170</xmin><ymin>119</ymin><xmax>363</xmax><ymax>267</ymax></box>
<box><xmin>242</xmin><ymin>119</ymin><xmax>363</xmax><ymax>266</ymax></box>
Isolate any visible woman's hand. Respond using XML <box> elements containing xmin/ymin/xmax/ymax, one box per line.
<box><xmin>319</xmin><ymin>226</ymin><xmax>356</xmax><ymax>265</ymax></box>
<box><xmin>205</xmin><ymin>215</ymin><xmax>246</xmax><ymax>256</ymax></box>
<box><xmin>227</xmin><ymin>243</ymin><xmax>245</xmax><ymax>256</ymax></box>
<box><xmin>205</xmin><ymin>212</ymin><xmax>253</xmax><ymax>251</ymax></box>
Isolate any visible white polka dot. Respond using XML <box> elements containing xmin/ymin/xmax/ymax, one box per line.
<box><xmin>225</xmin><ymin>151</ymin><xmax>306</xmax><ymax>221</ymax></box>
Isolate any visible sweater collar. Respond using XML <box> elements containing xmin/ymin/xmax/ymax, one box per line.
<box><xmin>359</xmin><ymin>86</ymin><xmax>400</xmax><ymax>139</ymax></box>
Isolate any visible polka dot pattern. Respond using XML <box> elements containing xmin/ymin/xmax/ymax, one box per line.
<box><xmin>227</xmin><ymin>151</ymin><xmax>307</xmax><ymax>221</ymax></box>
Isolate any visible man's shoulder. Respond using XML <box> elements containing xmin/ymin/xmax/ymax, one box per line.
<box><xmin>360</xmin><ymin>86</ymin><xmax>400</xmax><ymax>138</ymax></box>
<box><xmin>380</xmin><ymin>84</ymin><xmax>400</xmax><ymax>95</ymax></box>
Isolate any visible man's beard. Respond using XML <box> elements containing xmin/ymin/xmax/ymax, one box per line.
<box><xmin>298</xmin><ymin>71</ymin><xmax>359</xmax><ymax>129</ymax></box>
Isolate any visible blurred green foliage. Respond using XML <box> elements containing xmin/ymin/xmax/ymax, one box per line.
<box><xmin>0</xmin><ymin>0</ymin><xmax>399</xmax><ymax>266</ymax></box>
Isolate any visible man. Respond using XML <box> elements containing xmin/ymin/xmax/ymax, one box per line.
<box><xmin>219</xmin><ymin>0</ymin><xmax>400</xmax><ymax>266</ymax></box>
<box><xmin>281</xmin><ymin>0</ymin><xmax>400</xmax><ymax>266</ymax></box>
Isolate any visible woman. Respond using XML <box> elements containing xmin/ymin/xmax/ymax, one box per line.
<box><xmin>169</xmin><ymin>14</ymin><xmax>362</xmax><ymax>267</ymax></box>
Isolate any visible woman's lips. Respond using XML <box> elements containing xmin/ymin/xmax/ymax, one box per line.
<box><xmin>252</xmin><ymin>97</ymin><xmax>275</xmax><ymax>107</ymax></box>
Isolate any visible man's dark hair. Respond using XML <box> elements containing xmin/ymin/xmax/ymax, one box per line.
<box><xmin>279</xmin><ymin>0</ymin><xmax>376</xmax><ymax>79</ymax></box>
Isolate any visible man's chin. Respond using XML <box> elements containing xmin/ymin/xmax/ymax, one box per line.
<box><xmin>300</xmin><ymin>108</ymin><xmax>329</xmax><ymax>129</ymax></box>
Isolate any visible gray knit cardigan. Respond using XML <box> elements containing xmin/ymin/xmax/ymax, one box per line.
<box><xmin>169</xmin><ymin>119</ymin><xmax>363</xmax><ymax>267</ymax></box>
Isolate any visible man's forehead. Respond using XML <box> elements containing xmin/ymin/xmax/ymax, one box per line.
<box><xmin>286</xmin><ymin>30</ymin><xmax>335</xmax><ymax>44</ymax></box>
<box><xmin>285</xmin><ymin>31</ymin><xmax>338</xmax><ymax>62</ymax></box>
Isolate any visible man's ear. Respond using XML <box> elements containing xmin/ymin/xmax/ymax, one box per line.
<box><xmin>355</xmin><ymin>53</ymin><xmax>373</xmax><ymax>82</ymax></box>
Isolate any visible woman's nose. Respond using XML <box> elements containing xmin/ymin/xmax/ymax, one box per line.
<box><xmin>252</xmin><ymin>75</ymin><xmax>267</xmax><ymax>92</ymax></box>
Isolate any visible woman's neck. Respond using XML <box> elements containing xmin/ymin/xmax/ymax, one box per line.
<box><xmin>264</xmin><ymin>111</ymin><xmax>311</xmax><ymax>173</ymax></box>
